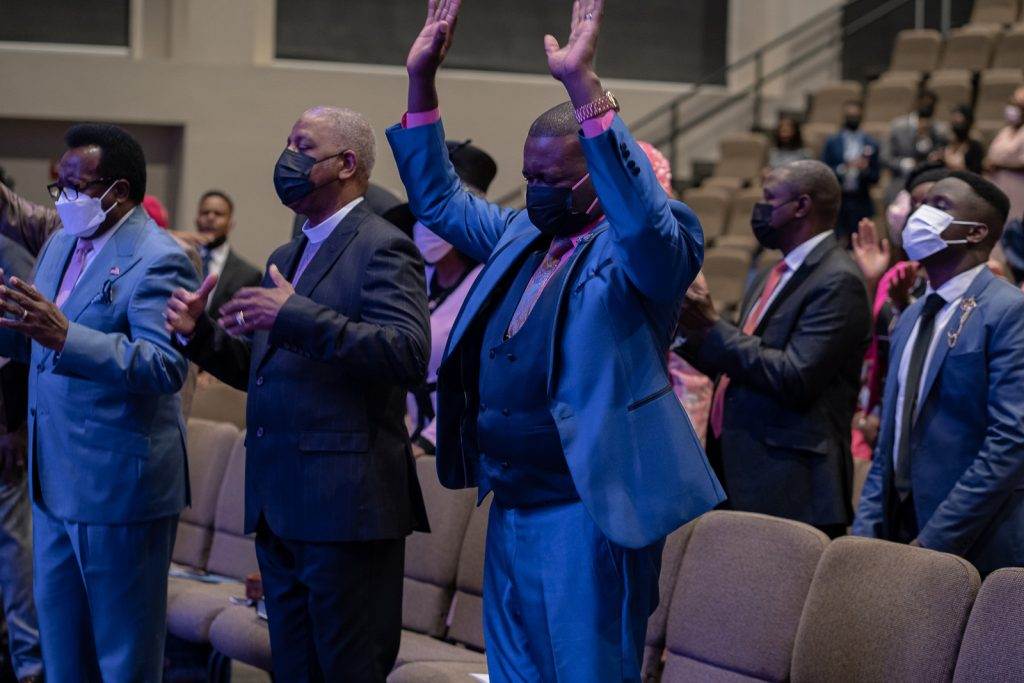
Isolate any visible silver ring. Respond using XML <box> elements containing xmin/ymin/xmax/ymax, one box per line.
<box><xmin>235</xmin><ymin>310</ymin><xmax>246</xmax><ymax>327</ymax></box>
<box><xmin>585</xmin><ymin>12</ymin><xmax>593</xmax><ymax>20</ymax></box>
<box><xmin>20</xmin><ymin>309</ymin><xmax>28</xmax><ymax>321</ymax></box>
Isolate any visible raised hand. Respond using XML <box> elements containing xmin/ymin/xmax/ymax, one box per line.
<box><xmin>0</xmin><ymin>270</ymin><xmax>70</xmax><ymax>350</ymax></box>
<box><xmin>164</xmin><ymin>273</ymin><xmax>218</xmax><ymax>338</ymax></box>
<box><xmin>850</xmin><ymin>218</ymin><xmax>891</xmax><ymax>291</ymax></box>
<box><xmin>407</xmin><ymin>0</ymin><xmax>461</xmax><ymax>80</ymax></box>
<box><xmin>544</xmin><ymin>0</ymin><xmax>604</xmax><ymax>95</ymax></box>
<box><xmin>218</xmin><ymin>265</ymin><xmax>294</xmax><ymax>336</ymax></box>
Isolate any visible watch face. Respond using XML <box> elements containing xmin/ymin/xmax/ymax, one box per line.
<box><xmin>607</xmin><ymin>92</ymin><xmax>620</xmax><ymax>110</ymax></box>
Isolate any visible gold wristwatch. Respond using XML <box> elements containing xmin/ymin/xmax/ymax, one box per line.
<box><xmin>574</xmin><ymin>91</ymin><xmax>621</xmax><ymax>124</ymax></box>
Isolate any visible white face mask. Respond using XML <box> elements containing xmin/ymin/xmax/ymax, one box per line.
<box><xmin>902</xmin><ymin>204</ymin><xmax>980</xmax><ymax>261</ymax></box>
<box><xmin>1006</xmin><ymin>105</ymin><xmax>1023</xmax><ymax>127</ymax></box>
<box><xmin>413</xmin><ymin>221</ymin><xmax>453</xmax><ymax>265</ymax></box>
<box><xmin>54</xmin><ymin>182</ymin><xmax>118</xmax><ymax>238</ymax></box>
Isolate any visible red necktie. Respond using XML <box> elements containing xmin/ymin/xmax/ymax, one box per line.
<box><xmin>709</xmin><ymin>260</ymin><xmax>789</xmax><ymax>438</ymax></box>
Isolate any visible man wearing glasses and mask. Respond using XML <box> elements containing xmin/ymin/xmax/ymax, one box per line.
<box><xmin>0</xmin><ymin>123</ymin><xmax>198</xmax><ymax>681</ymax></box>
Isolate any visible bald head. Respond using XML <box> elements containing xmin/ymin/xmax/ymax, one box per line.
<box><xmin>301</xmin><ymin>106</ymin><xmax>376</xmax><ymax>180</ymax></box>
<box><xmin>769</xmin><ymin>160</ymin><xmax>842</xmax><ymax>230</ymax></box>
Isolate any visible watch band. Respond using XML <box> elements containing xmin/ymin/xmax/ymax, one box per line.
<box><xmin>574</xmin><ymin>91</ymin><xmax>620</xmax><ymax>125</ymax></box>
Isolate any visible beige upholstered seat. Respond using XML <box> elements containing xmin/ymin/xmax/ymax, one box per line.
<box><xmin>641</xmin><ymin>521</ymin><xmax>697</xmax><ymax>681</ymax></box>
<box><xmin>702</xmin><ymin>248</ymin><xmax>752</xmax><ymax>312</ymax></box>
<box><xmin>807</xmin><ymin>82</ymin><xmax>863</xmax><ymax>125</ymax></box>
<box><xmin>661</xmin><ymin>511</ymin><xmax>829</xmax><ymax>682</ymax></box>
<box><xmin>173</xmin><ymin>418</ymin><xmax>239</xmax><ymax>570</ymax></box>
<box><xmin>929</xmin><ymin>69</ymin><xmax>975</xmax><ymax>122</ymax></box>
<box><xmin>207</xmin><ymin>605</ymin><xmax>273</xmax><ymax>672</ymax></box>
<box><xmin>864</xmin><ymin>79</ymin><xmax>919</xmax><ymax>126</ymax></box>
<box><xmin>975</xmin><ymin>68</ymin><xmax>1024</xmax><ymax>142</ymax></box>
<box><xmin>167</xmin><ymin>431</ymin><xmax>259</xmax><ymax>643</ymax></box>
<box><xmin>402</xmin><ymin>457</ymin><xmax>476</xmax><ymax>638</ymax></box>
<box><xmin>953</xmin><ymin>567</ymin><xmax>1024</xmax><ymax>682</ymax></box>
<box><xmin>888</xmin><ymin>29</ymin><xmax>943</xmax><ymax>75</ymax></box>
<box><xmin>993</xmin><ymin>23</ymin><xmax>1024</xmax><ymax>68</ymax></box>
<box><xmin>791</xmin><ymin>536</ymin><xmax>980</xmax><ymax>683</ymax></box>
<box><xmin>970</xmin><ymin>0</ymin><xmax>1022</xmax><ymax>26</ymax></box>
<box><xmin>682</xmin><ymin>187</ymin><xmax>733</xmax><ymax>244</ymax></box>
<box><xmin>189</xmin><ymin>375</ymin><xmax>248</xmax><ymax>428</ymax></box>
<box><xmin>712</xmin><ymin>133</ymin><xmax>769</xmax><ymax>184</ymax></box>
<box><xmin>940</xmin><ymin>25</ymin><xmax>1000</xmax><ymax>71</ymax></box>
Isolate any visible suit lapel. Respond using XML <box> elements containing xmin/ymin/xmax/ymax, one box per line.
<box><xmin>59</xmin><ymin>210</ymin><xmax>146</xmax><ymax>323</ymax></box>
<box><xmin>442</xmin><ymin>230</ymin><xmax>539</xmax><ymax>361</ymax></box>
<box><xmin>753</xmin><ymin>233</ymin><xmax>837</xmax><ymax>336</ymax></box>
<box><xmin>293</xmin><ymin>204</ymin><xmax>366</xmax><ymax>299</ymax></box>
<box><xmin>878</xmin><ymin>298</ymin><xmax>922</xmax><ymax>461</ymax></box>
<box><xmin>916</xmin><ymin>267</ymin><xmax>993</xmax><ymax>414</ymax></box>
<box><xmin>36</xmin><ymin>232</ymin><xmax>75</xmax><ymax>302</ymax></box>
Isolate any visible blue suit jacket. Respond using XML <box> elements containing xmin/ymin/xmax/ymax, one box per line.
<box><xmin>821</xmin><ymin>132</ymin><xmax>881</xmax><ymax>198</ymax></box>
<box><xmin>0</xmin><ymin>207</ymin><xmax>198</xmax><ymax>524</ymax></box>
<box><xmin>387</xmin><ymin>115</ymin><xmax>725</xmax><ymax>548</ymax></box>
<box><xmin>854</xmin><ymin>268</ymin><xmax>1024</xmax><ymax>573</ymax></box>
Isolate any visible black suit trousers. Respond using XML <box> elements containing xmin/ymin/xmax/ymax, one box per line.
<box><xmin>255</xmin><ymin>517</ymin><xmax>405</xmax><ymax>683</ymax></box>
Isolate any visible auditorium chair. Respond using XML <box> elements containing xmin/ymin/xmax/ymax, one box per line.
<box><xmin>975</xmin><ymin>68</ymin><xmax>1024</xmax><ymax>143</ymax></box>
<box><xmin>887</xmin><ymin>28</ymin><xmax>943</xmax><ymax>76</ymax></box>
<box><xmin>970</xmin><ymin>0</ymin><xmax>1022</xmax><ymax>26</ymax></box>
<box><xmin>803</xmin><ymin>81</ymin><xmax>863</xmax><ymax>157</ymax></box>
<box><xmin>715</xmin><ymin>186</ymin><xmax>763</xmax><ymax>252</ymax></box>
<box><xmin>640</xmin><ymin>522</ymin><xmax>697</xmax><ymax>681</ymax></box>
<box><xmin>992</xmin><ymin>23</ymin><xmax>1024</xmax><ymax>68</ymax></box>
<box><xmin>929</xmin><ymin>69</ymin><xmax>975</xmax><ymax>123</ymax></box>
<box><xmin>863</xmin><ymin>78</ymin><xmax>918</xmax><ymax>134</ymax></box>
<box><xmin>190</xmin><ymin>375</ymin><xmax>247</xmax><ymax>429</ymax></box>
<box><xmin>682</xmin><ymin>187</ymin><xmax>732</xmax><ymax>244</ymax></box>
<box><xmin>790</xmin><ymin>536</ymin><xmax>980</xmax><ymax>683</ymax></box>
<box><xmin>953</xmin><ymin>567</ymin><xmax>1024</xmax><ymax>682</ymax></box>
<box><xmin>660</xmin><ymin>512</ymin><xmax>829</xmax><ymax>682</ymax></box>
<box><xmin>167</xmin><ymin>431</ymin><xmax>259</xmax><ymax>644</ymax></box>
<box><xmin>939</xmin><ymin>25</ymin><xmax>1000</xmax><ymax>72</ymax></box>
<box><xmin>173</xmin><ymin>419</ymin><xmax>239</xmax><ymax>572</ymax></box>
<box><xmin>708</xmin><ymin>132</ymin><xmax>769</xmax><ymax>187</ymax></box>
<box><xmin>702</xmin><ymin>248</ymin><xmax>752</xmax><ymax>314</ymax></box>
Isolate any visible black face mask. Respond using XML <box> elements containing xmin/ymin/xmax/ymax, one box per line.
<box><xmin>952</xmin><ymin>123</ymin><xmax>970</xmax><ymax>140</ymax></box>
<box><xmin>844</xmin><ymin>116</ymin><xmax>861</xmax><ymax>131</ymax></box>
<box><xmin>917</xmin><ymin>104</ymin><xmax>935</xmax><ymax>119</ymax></box>
<box><xmin>526</xmin><ymin>176</ymin><xmax>596</xmax><ymax>237</ymax></box>
<box><xmin>273</xmin><ymin>148</ymin><xmax>342</xmax><ymax>206</ymax></box>
<box><xmin>750</xmin><ymin>199</ymin><xmax>797</xmax><ymax>250</ymax></box>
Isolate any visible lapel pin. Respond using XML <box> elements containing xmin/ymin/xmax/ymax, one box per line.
<box><xmin>109</xmin><ymin>266</ymin><xmax>121</xmax><ymax>276</ymax></box>
<box><xmin>947</xmin><ymin>297</ymin><xmax>977</xmax><ymax>349</ymax></box>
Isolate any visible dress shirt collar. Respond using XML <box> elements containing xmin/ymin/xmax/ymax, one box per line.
<box><xmin>925</xmin><ymin>262</ymin><xmax>987</xmax><ymax>303</ymax></box>
<box><xmin>783</xmin><ymin>230</ymin><xmax>831</xmax><ymax>273</ymax></box>
<box><xmin>300</xmin><ymin>197</ymin><xmax>364</xmax><ymax>245</ymax></box>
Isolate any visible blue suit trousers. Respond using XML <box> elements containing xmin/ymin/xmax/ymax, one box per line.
<box><xmin>483</xmin><ymin>500</ymin><xmax>663</xmax><ymax>682</ymax></box>
<box><xmin>32</xmin><ymin>505</ymin><xmax>177</xmax><ymax>682</ymax></box>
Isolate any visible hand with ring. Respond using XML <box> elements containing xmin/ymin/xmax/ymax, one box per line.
<box><xmin>0</xmin><ymin>269</ymin><xmax>71</xmax><ymax>350</ymax></box>
<box><xmin>218</xmin><ymin>265</ymin><xmax>295</xmax><ymax>336</ymax></box>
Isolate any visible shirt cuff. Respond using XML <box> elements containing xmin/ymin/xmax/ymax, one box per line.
<box><xmin>581</xmin><ymin>111</ymin><xmax>615</xmax><ymax>138</ymax></box>
<box><xmin>175</xmin><ymin>333</ymin><xmax>192</xmax><ymax>348</ymax></box>
<box><xmin>402</xmin><ymin>109</ymin><xmax>441</xmax><ymax>129</ymax></box>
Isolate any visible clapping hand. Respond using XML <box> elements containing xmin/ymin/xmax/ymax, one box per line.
<box><xmin>217</xmin><ymin>265</ymin><xmax>294</xmax><ymax>336</ymax></box>
<box><xmin>0</xmin><ymin>270</ymin><xmax>70</xmax><ymax>351</ymax></box>
<box><xmin>165</xmin><ymin>273</ymin><xmax>219</xmax><ymax>338</ymax></box>
<box><xmin>679</xmin><ymin>272</ymin><xmax>719</xmax><ymax>334</ymax></box>
<box><xmin>851</xmin><ymin>218</ymin><xmax>891</xmax><ymax>287</ymax></box>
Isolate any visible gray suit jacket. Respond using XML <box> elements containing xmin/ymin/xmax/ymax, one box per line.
<box><xmin>684</xmin><ymin>234</ymin><xmax>872</xmax><ymax>527</ymax></box>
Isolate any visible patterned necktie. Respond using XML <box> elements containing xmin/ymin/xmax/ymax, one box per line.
<box><xmin>55</xmin><ymin>239</ymin><xmax>95</xmax><ymax>308</ymax></box>
<box><xmin>506</xmin><ymin>237</ymin><xmax>574</xmax><ymax>339</ymax></box>
<box><xmin>893</xmin><ymin>293</ymin><xmax>947</xmax><ymax>498</ymax></box>
<box><xmin>709</xmin><ymin>260</ymin><xmax>789</xmax><ymax>438</ymax></box>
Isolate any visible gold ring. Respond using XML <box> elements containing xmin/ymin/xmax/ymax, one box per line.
<box><xmin>235</xmin><ymin>310</ymin><xmax>245</xmax><ymax>327</ymax></box>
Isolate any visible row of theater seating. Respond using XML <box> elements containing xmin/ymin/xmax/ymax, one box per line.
<box><xmin>971</xmin><ymin>0</ymin><xmax>1024</xmax><ymax>25</ymax></box>
<box><xmin>170</xmin><ymin>418</ymin><xmax>1024</xmax><ymax>682</ymax></box>
<box><xmin>886</xmin><ymin>23</ymin><xmax>1024</xmax><ymax>78</ymax></box>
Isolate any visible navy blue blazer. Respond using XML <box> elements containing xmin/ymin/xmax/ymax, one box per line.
<box><xmin>854</xmin><ymin>267</ymin><xmax>1024</xmax><ymax>573</ymax></box>
<box><xmin>821</xmin><ymin>132</ymin><xmax>881</xmax><ymax>199</ymax></box>
<box><xmin>387</xmin><ymin>115</ymin><xmax>725</xmax><ymax>549</ymax></box>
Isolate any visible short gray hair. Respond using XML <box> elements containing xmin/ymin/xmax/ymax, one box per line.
<box><xmin>304</xmin><ymin>106</ymin><xmax>376</xmax><ymax>180</ymax></box>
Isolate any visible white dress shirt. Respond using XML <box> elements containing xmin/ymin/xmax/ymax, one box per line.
<box><xmin>200</xmin><ymin>241</ymin><xmax>230</xmax><ymax>279</ymax></box>
<box><xmin>747</xmin><ymin>230</ymin><xmax>832</xmax><ymax>329</ymax></box>
<box><xmin>892</xmin><ymin>263</ymin><xmax>987</xmax><ymax>467</ymax></box>
<box><xmin>293</xmin><ymin>197</ymin><xmax>364</xmax><ymax>283</ymax></box>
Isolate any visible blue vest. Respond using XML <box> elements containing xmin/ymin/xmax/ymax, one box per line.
<box><xmin>476</xmin><ymin>247</ymin><xmax>578</xmax><ymax>507</ymax></box>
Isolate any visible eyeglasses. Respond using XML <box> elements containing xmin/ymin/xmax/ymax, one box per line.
<box><xmin>46</xmin><ymin>179</ymin><xmax>111</xmax><ymax>201</ymax></box>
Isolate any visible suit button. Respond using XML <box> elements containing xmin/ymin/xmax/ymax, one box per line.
<box><xmin>502</xmin><ymin>408</ymin><xmax>510</xmax><ymax>417</ymax></box>
<box><xmin>631</xmin><ymin>166</ymin><xmax>641</xmax><ymax>176</ymax></box>
<box><xmin>36</xmin><ymin>363</ymin><xmax>44</xmax><ymax>372</ymax></box>
<box><xmin>489</xmin><ymin>349</ymin><xmax>496</xmax><ymax>359</ymax></box>
<box><xmin>256</xmin><ymin>427</ymin><xmax>264</xmax><ymax>437</ymax></box>
<box><xmin>256</xmin><ymin>376</ymin><xmax>264</xmax><ymax>387</ymax></box>
<box><xmin>619</xmin><ymin>142</ymin><xmax>628</xmax><ymax>153</ymax></box>
<box><xmin>29</xmin><ymin>408</ymin><xmax>36</xmax><ymax>418</ymax></box>
<box><xmin>506</xmin><ymin>353</ymin><xmax>517</xmax><ymax>362</ymax></box>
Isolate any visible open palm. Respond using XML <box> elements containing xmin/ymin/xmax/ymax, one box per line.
<box><xmin>407</xmin><ymin>0</ymin><xmax>462</xmax><ymax>78</ymax></box>
<box><xmin>544</xmin><ymin>0</ymin><xmax>604</xmax><ymax>83</ymax></box>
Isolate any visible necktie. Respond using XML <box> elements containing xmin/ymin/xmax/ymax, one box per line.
<box><xmin>506</xmin><ymin>237</ymin><xmax>574</xmax><ymax>339</ymax></box>
<box><xmin>709</xmin><ymin>260</ymin><xmax>789</xmax><ymax>438</ymax></box>
<box><xmin>893</xmin><ymin>293</ymin><xmax>947</xmax><ymax>497</ymax></box>
<box><xmin>55</xmin><ymin>239</ymin><xmax>94</xmax><ymax>308</ymax></box>
<box><xmin>200</xmin><ymin>248</ymin><xmax>213</xmax><ymax>278</ymax></box>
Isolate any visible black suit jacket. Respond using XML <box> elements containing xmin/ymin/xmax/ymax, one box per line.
<box><xmin>180</xmin><ymin>201</ymin><xmax>431</xmax><ymax>542</ymax></box>
<box><xmin>683</xmin><ymin>233</ymin><xmax>871</xmax><ymax>526</ymax></box>
<box><xmin>0</xmin><ymin>235</ymin><xmax>33</xmax><ymax>437</ymax></box>
<box><xmin>207</xmin><ymin>248</ymin><xmax>263</xmax><ymax>316</ymax></box>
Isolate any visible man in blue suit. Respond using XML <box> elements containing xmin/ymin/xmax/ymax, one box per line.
<box><xmin>854</xmin><ymin>171</ymin><xmax>1024</xmax><ymax>576</ymax></box>
<box><xmin>0</xmin><ymin>124</ymin><xmax>198</xmax><ymax>681</ymax></box>
<box><xmin>821</xmin><ymin>100</ymin><xmax>881</xmax><ymax>243</ymax></box>
<box><xmin>390</xmin><ymin>1</ymin><xmax>724</xmax><ymax>679</ymax></box>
